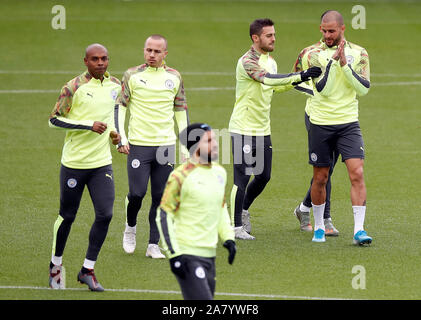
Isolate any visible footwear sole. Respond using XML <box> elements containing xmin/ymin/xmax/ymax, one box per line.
<box><xmin>312</xmin><ymin>237</ymin><xmax>326</xmax><ymax>242</ymax></box>
<box><xmin>353</xmin><ymin>238</ymin><xmax>372</xmax><ymax>246</ymax></box>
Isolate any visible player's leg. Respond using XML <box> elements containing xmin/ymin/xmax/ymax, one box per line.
<box><xmin>230</xmin><ymin>133</ymin><xmax>254</xmax><ymax>240</ymax></box>
<box><xmin>242</xmin><ymin>135</ymin><xmax>272</xmax><ymax>233</ymax></box>
<box><xmin>146</xmin><ymin>145</ymin><xmax>175</xmax><ymax>259</ymax></box>
<box><xmin>77</xmin><ymin>165</ymin><xmax>115</xmax><ymax>291</ymax></box>
<box><xmin>49</xmin><ymin>165</ymin><xmax>87</xmax><ymax>289</ymax></box>
<box><xmin>324</xmin><ymin>148</ymin><xmax>340</xmax><ymax>236</ymax></box>
<box><xmin>338</xmin><ymin>122</ymin><xmax>371</xmax><ymax>245</ymax></box>
<box><xmin>123</xmin><ymin>144</ymin><xmax>151</xmax><ymax>253</ymax></box>
<box><xmin>295</xmin><ymin>113</ymin><xmax>313</xmax><ymax>231</ymax></box>
<box><xmin>172</xmin><ymin>255</ymin><xmax>215</xmax><ymax>300</ymax></box>
<box><xmin>308</xmin><ymin>122</ymin><xmax>334</xmax><ymax>242</ymax></box>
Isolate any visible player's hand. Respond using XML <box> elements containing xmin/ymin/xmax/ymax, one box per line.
<box><xmin>170</xmin><ymin>255</ymin><xmax>188</xmax><ymax>279</ymax></box>
<box><xmin>118</xmin><ymin>144</ymin><xmax>130</xmax><ymax>155</ymax></box>
<box><xmin>92</xmin><ymin>121</ymin><xmax>107</xmax><ymax>134</ymax></box>
<box><xmin>109</xmin><ymin>131</ymin><xmax>121</xmax><ymax>145</ymax></box>
<box><xmin>300</xmin><ymin>67</ymin><xmax>322</xmax><ymax>81</ymax></box>
<box><xmin>223</xmin><ymin>240</ymin><xmax>236</xmax><ymax>265</ymax></box>
<box><xmin>338</xmin><ymin>40</ymin><xmax>347</xmax><ymax>67</ymax></box>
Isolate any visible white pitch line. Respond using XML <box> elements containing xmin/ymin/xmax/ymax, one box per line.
<box><xmin>0</xmin><ymin>285</ymin><xmax>355</xmax><ymax>300</ymax></box>
<box><xmin>1</xmin><ymin>80</ymin><xmax>420</xmax><ymax>94</ymax></box>
<box><xmin>1</xmin><ymin>70</ymin><xmax>421</xmax><ymax>77</ymax></box>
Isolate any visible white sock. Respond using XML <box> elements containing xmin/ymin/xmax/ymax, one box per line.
<box><xmin>51</xmin><ymin>255</ymin><xmax>62</xmax><ymax>266</ymax></box>
<box><xmin>312</xmin><ymin>203</ymin><xmax>326</xmax><ymax>231</ymax></box>
<box><xmin>83</xmin><ymin>258</ymin><xmax>96</xmax><ymax>270</ymax></box>
<box><xmin>125</xmin><ymin>223</ymin><xmax>136</xmax><ymax>233</ymax></box>
<box><xmin>299</xmin><ymin>202</ymin><xmax>311</xmax><ymax>213</ymax></box>
<box><xmin>353</xmin><ymin>205</ymin><xmax>366</xmax><ymax>235</ymax></box>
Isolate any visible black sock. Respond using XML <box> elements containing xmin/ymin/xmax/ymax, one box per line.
<box><xmin>81</xmin><ymin>266</ymin><xmax>92</xmax><ymax>274</ymax></box>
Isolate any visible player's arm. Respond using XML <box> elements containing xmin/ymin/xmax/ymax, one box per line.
<box><xmin>218</xmin><ymin>195</ymin><xmax>236</xmax><ymax>265</ymax></box>
<box><xmin>218</xmin><ymin>201</ymin><xmax>235</xmax><ymax>242</ymax></box>
<box><xmin>291</xmin><ymin>49</ymin><xmax>315</xmax><ymax>97</ymax></box>
<box><xmin>49</xmin><ymin>85</ymin><xmax>100</xmax><ymax>132</ymax></box>
<box><xmin>341</xmin><ymin>49</ymin><xmax>370</xmax><ymax>96</ymax></box>
<box><xmin>242</xmin><ymin>55</ymin><xmax>301</xmax><ymax>86</ymax></box>
<box><xmin>242</xmin><ymin>55</ymin><xmax>320</xmax><ymax>87</ymax></box>
<box><xmin>173</xmin><ymin>77</ymin><xmax>190</xmax><ymax>160</ymax></box>
<box><xmin>313</xmin><ymin>58</ymin><xmax>339</xmax><ymax>96</ymax></box>
<box><xmin>156</xmin><ymin>172</ymin><xmax>182</xmax><ymax>256</ymax></box>
<box><xmin>115</xmin><ymin>70</ymin><xmax>132</xmax><ymax>154</ymax></box>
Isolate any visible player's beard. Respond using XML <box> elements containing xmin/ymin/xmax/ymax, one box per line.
<box><xmin>198</xmin><ymin>149</ymin><xmax>218</xmax><ymax>164</ymax></box>
<box><xmin>325</xmin><ymin>34</ymin><xmax>342</xmax><ymax>47</ymax></box>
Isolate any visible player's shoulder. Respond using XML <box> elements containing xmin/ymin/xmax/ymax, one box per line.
<box><xmin>109</xmin><ymin>75</ymin><xmax>121</xmax><ymax>86</ymax></box>
<box><xmin>347</xmin><ymin>41</ymin><xmax>368</xmax><ymax>54</ymax></box>
<box><xmin>171</xmin><ymin>161</ymin><xmax>198</xmax><ymax>182</ymax></box>
<box><xmin>123</xmin><ymin>64</ymin><xmax>147</xmax><ymax>79</ymax></box>
<box><xmin>63</xmin><ymin>71</ymin><xmax>91</xmax><ymax>95</ymax></box>
<box><xmin>240</xmin><ymin>47</ymin><xmax>259</xmax><ymax>64</ymax></box>
<box><xmin>164</xmin><ymin>65</ymin><xmax>182</xmax><ymax>80</ymax></box>
<box><xmin>298</xmin><ymin>41</ymin><xmax>323</xmax><ymax>55</ymax></box>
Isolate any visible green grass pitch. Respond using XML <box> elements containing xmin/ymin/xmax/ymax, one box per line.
<box><xmin>1</xmin><ymin>0</ymin><xmax>421</xmax><ymax>301</ymax></box>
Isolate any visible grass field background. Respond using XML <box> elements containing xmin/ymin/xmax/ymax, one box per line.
<box><xmin>1</xmin><ymin>0</ymin><xmax>420</xmax><ymax>300</ymax></box>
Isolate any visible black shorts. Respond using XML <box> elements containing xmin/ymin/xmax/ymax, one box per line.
<box><xmin>308</xmin><ymin>121</ymin><xmax>365</xmax><ymax>167</ymax></box>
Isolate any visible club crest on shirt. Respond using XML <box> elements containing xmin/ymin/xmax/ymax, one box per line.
<box><xmin>67</xmin><ymin>178</ymin><xmax>77</xmax><ymax>188</ymax></box>
<box><xmin>346</xmin><ymin>55</ymin><xmax>354</xmax><ymax>65</ymax></box>
<box><xmin>217</xmin><ymin>174</ymin><xmax>224</xmax><ymax>185</ymax></box>
<box><xmin>165</xmin><ymin>79</ymin><xmax>175</xmax><ymax>89</ymax></box>
<box><xmin>110</xmin><ymin>89</ymin><xmax>118</xmax><ymax>101</ymax></box>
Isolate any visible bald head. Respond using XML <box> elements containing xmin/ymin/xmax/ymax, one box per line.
<box><xmin>321</xmin><ymin>10</ymin><xmax>344</xmax><ymax>26</ymax></box>
<box><xmin>84</xmin><ymin>43</ymin><xmax>109</xmax><ymax>80</ymax></box>
<box><xmin>85</xmin><ymin>43</ymin><xmax>108</xmax><ymax>58</ymax></box>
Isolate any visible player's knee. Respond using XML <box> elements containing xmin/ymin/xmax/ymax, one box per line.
<box><xmin>256</xmin><ymin>171</ymin><xmax>271</xmax><ymax>185</ymax></box>
<box><xmin>59</xmin><ymin>209</ymin><xmax>77</xmax><ymax>224</ymax></box>
<box><xmin>349</xmin><ymin>166</ymin><xmax>364</xmax><ymax>185</ymax></box>
<box><xmin>313</xmin><ymin>170</ymin><xmax>329</xmax><ymax>186</ymax></box>
<box><xmin>95</xmin><ymin>209</ymin><xmax>113</xmax><ymax>224</ymax></box>
<box><xmin>128</xmin><ymin>191</ymin><xmax>146</xmax><ymax>204</ymax></box>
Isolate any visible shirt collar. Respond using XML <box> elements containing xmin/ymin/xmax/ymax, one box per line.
<box><xmin>146</xmin><ymin>60</ymin><xmax>166</xmax><ymax>71</ymax></box>
<box><xmin>84</xmin><ymin>70</ymin><xmax>110</xmax><ymax>83</ymax></box>
<box><xmin>189</xmin><ymin>157</ymin><xmax>213</xmax><ymax>168</ymax></box>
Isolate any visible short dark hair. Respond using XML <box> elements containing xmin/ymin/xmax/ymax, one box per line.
<box><xmin>320</xmin><ymin>10</ymin><xmax>344</xmax><ymax>26</ymax></box>
<box><xmin>249</xmin><ymin>18</ymin><xmax>274</xmax><ymax>40</ymax></box>
<box><xmin>145</xmin><ymin>34</ymin><xmax>168</xmax><ymax>50</ymax></box>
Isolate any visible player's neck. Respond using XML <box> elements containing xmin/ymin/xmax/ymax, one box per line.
<box><xmin>252</xmin><ymin>44</ymin><xmax>268</xmax><ymax>55</ymax></box>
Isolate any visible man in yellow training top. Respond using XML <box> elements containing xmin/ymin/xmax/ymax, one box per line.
<box><xmin>157</xmin><ymin>123</ymin><xmax>236</xmax><ymax>300</ymax></box>
<box><xmin>115</xmin><ymin>34</ymin><xmax>189</xmax><ymax>258</ymax></box>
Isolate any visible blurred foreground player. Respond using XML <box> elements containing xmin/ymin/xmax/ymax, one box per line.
<box><xmin>157</xmin><ymin>123</ymin><xmax>236</xmax><ymax>300</ymax></box>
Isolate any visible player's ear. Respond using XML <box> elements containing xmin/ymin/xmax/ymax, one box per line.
<box><xmin>251</xmin><ymin>34</ymin><xmax>259</xmax><ymax>43</ymax></box>
<box><xmin>83</xmin><ymin>57</ymin><xmax>88</xmax><ymax>67</ymax></box>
